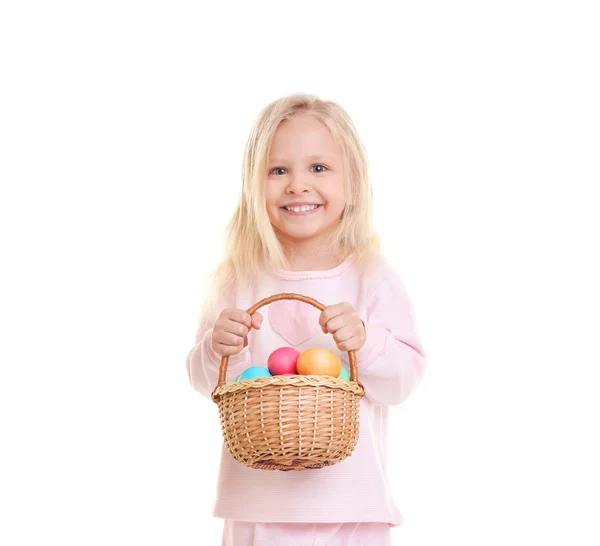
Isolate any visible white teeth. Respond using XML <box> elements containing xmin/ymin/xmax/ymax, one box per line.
<box><xmin>285</xmin><ymin>205</ymin><xmax>320</xmax><ymax>212</ymax></box>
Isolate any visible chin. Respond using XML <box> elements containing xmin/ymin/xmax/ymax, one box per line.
<box><xmin>283</xmin><ymin>226</ymin><xmax>336</xmax><ymax>242</ymax></box>
<box><xmin>283</xmin><ymin>231</ymin><xmax>320</xmax><ymax>241</ymax></box>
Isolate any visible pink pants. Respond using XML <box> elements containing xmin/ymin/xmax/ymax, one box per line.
<box><xmin>221</xmin><ymin>520</ymin><xmax>392</xmax><ymax>545</ymax></box>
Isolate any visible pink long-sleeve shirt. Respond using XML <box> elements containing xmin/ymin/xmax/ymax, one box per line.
<box><xmin>185</xmin><ymin>253</ymin><xmax>427</xmax><ymax>526</ymax></box>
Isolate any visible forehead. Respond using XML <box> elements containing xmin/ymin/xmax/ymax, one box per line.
<box><xmin>268</xmin><ymin>114</ymin><xmax>342</xmax><ymax>162</ymax></box>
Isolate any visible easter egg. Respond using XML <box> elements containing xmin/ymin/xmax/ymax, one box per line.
<box><xmin>338</xmin><ymin>366</ymin><xmax>350</xmax><ymax>380</ymax></box>
<box><xmin>234</xmin><ymin>373</ymin><xmax>242</xmax><ymax>382</ymax></box>
<box><xmin>268</xmin><ymin>347</ymin><xmax>301</xmax><ymax>376</ymax></box>
<box><xmin>297</xmin><ymin>348</ymin><xmax>342</xmax><ymax>377</ymax></box>
<box><xmin>237</xmin><ymin>366</ymin><xmax>273</xmax><ymax>381</ymax></box>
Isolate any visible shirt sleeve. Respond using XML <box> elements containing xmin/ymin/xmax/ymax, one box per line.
<box><xmin>185</xmin><ymin>284</ymin><xmax>251</xmax><ymax>400</ymax></box>
<box><xmin>354</xmin><ymin>268</ymin><xmax>428</xmax><ymax>406</ymax></box>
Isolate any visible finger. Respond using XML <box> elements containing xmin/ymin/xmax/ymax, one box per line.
<box><xmin>220</xmin><ymin>319</ymin><xmax>249</xmax><ymax>338</ymax></box>
<box><xmin>337</xmin><ymin>338</ymin><xmax>361</xmax><ymax>352</ymax></box>
<box><xmin>214</xmin><ymin>330</ymin><xmax>245</xmax><ymax>347</ymax></box>
<box><xmin>319</xmin><ymin>303</ymin><xmax>353</xmax><ymax>328</ymax></box>
<box><xmin>212</xmin><ymin>338</ymin><xmax>244</xmax><ymax>357</ymax></box>
<box><xmin>333</xmin><ymin>325</ymin><xmax>354</xmax><ymax>344</ymax></box>
<box><xmin>323</xmin><ymin>314</ymin><xmax>351</xmax><ymax>335</ymax></box>
<box><xmin>250</xmin><ymin>311</ymin><xmax>263</xmax><ymax>330</ymax></box>
<box><xmin>224</xmin><ymin>309</ymin><xmax>252</xmax><ymax>328</ymax></box>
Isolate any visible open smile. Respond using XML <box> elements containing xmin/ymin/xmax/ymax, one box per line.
<box><xmin>280</xmin><ymin>204</ymin><xmax>323</xmax><ymax>216</ymax></box>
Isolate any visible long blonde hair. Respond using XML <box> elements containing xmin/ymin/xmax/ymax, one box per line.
<box><xmin>201</xmin><ymin>93</ymin><xmax>382</xmax><ymax>316</ymax></box>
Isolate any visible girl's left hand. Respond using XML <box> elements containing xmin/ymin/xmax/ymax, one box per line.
<box><xmin>319</xmin><ymin>302</ymin><xmax>366</xmax><ymax>352</ymax></box>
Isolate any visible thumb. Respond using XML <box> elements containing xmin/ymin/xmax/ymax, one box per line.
<box><xmin>251</xmin><ymin>312</ymin><xmax>263</xmax><ymax>330</ymax></box>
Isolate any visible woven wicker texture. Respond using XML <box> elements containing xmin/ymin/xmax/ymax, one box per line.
<box><xmin>212</xmin><ymin>293</ymin><xmax>366</xmax><ymax>471</ymax></box>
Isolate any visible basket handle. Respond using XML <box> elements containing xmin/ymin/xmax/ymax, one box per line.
<box><xmin>214</xmin><ymin>293</ymin><xmax>360</xmax><ymax>388</ymax></box>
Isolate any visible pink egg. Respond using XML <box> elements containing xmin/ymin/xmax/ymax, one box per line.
<box><xmin>268</xmin><ymin>347</ymin><xmax>301</xmax><ymax>376</ymax></box>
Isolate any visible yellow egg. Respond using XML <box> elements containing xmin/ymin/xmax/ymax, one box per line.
<box><xmin>297</xmin><ymin>348</ymin><xmax>342</xmax><ymax>377</ymax></box>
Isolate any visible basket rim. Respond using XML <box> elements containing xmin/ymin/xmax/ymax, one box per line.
<box><xmin>211</xmin><ymin>374</ymin><xmax>365</xmax><ymax>402</ymax></box>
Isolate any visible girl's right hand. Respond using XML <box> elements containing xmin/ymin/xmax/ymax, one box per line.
<box><xmin>211</xmin><ymin>308</ymin><xmax>263</xmax><ymax>357</ymax></box>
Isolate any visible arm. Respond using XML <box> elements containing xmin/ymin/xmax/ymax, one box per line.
<box><xmin>185</xmin><ymin>287</ymin><xmax>251</xmax><ymax>400</ymax></box>
<box><xmin>355</xmin><ymin>272</ymin><xmax>427</xmax><ymax>406</ymax></box>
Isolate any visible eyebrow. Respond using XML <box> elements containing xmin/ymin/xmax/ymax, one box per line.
<box><xmin>269</xmin><ymin>155</ymin><xmax>331</xmax><ymax>163</ymax></box>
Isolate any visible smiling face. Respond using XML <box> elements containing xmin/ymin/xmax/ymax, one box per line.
<box><xmin>266</xmin><ymin>113</ymin><xmax>346</xmax><ymax>251</ymax></box>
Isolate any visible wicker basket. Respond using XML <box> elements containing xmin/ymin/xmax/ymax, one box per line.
<box><xmin>211</xmin><ymin>293</ymin><xmax>366</xmax><ymax>471</ymax></box>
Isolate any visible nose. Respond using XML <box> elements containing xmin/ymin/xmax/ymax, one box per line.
<box><xmin>285</xmin><ymin>175</ymin><xmax>310</xmax><ymax>194</ymax></box>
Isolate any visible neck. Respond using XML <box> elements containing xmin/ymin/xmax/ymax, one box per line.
<box><xmin>280</xmin><ymin>243</ymin><xmax>346</xmax><ymax>271</ymax></box>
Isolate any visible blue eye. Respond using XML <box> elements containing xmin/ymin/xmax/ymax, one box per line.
<box><xmin>269</xmin><ymin>165</ymin><xmax>328</xmax><ymax>175</ymax></box>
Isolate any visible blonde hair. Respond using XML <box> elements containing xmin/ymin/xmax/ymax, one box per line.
<box><xmin>201</xmin><ymin>93</ymin><xmax>382</xmax><ymax>316</ymax></box>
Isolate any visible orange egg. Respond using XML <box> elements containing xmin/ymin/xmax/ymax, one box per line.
<box><xmin>297</xmin><ymin>348</ymin><xmax>342</xmax><ymax>377</ymax></box>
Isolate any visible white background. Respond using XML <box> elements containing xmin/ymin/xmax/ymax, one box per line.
<box><xmin>1</xmin><ymin>1</ymin><xmax>599</xmax><ymax>545</ymax></box>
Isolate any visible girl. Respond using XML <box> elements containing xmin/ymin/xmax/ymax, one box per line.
<box><xmin>185</xmin><ymin>93</ymin><xmax>427</xmax><ymax>546</ymax></box>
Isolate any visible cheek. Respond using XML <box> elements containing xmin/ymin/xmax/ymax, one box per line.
<box><xmin>322</xmin><ymin>189</ymin><xmax>346</xmax><ymax>211</ymax></box>
<box><xmin>265</xmin><ymin>189</ymin><xmax>281</xmax><ymax>221</ymax></box>
<box><xmin>265</xmin><ymin>186</ymin><xmax>277</xmax><ymax>208</ymax></box>
<box><xmin>322</xmin><ymin>178</ymin><xmax>346</xmax><ymax>205</ymax></box>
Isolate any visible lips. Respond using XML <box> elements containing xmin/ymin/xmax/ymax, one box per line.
<box><xmin>281</xmin><ymin>204</ymin><xmax>322</xmax><ymax>212</ymax></box>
